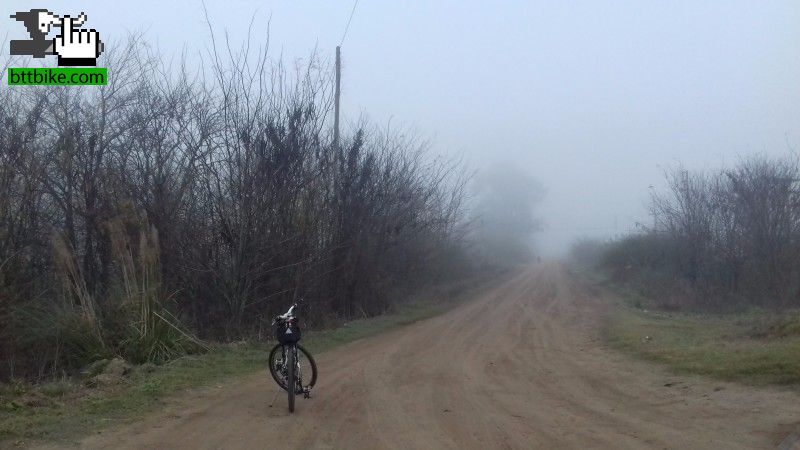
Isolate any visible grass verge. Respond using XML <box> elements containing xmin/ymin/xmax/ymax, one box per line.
<box><xmin>0</xmin><ymin>277</ymin><xmax>486</xmax><ymax>447</ymax></box>
<box><xmin>598</xmin><ymin>274</ymin><xmax>800</xmax><ymax>387</ymax></box>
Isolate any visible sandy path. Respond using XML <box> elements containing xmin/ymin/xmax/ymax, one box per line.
<box><xmin>65</xmin><ymin>264</ymin><xmax>799</xmax><ymax>449</ymax></box>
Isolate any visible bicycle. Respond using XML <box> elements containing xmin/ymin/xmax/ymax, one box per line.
<box><xmin>269</xmin><ymin>302</ymin><xmax>318</xmax><ymax>412</ymax></box>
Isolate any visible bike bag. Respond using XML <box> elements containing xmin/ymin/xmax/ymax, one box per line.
<box><xmin>275</xmin><ymin>318</ymin><xmax>301</xmax><ymax>344</ymax></box>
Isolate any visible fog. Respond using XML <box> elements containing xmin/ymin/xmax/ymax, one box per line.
<box><xmin>7</xmin><ymin>0</ymin><xmax>799</xmax><ymax>256</ymax></box>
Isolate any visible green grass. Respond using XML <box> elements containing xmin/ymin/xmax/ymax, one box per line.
<box><xmin>0</xmin><ymin>281</ymin><xmax>477</xmax><ymax>447</ymax></box>
<box><xmin>0</xmin><ymin>345</ymin><xmax>268</xmax><ymax>447</ymax></box>
<box><xmin>604</xmin><ymin>289</ymin><xmax>800</xmax><ymax>387</ymax></box>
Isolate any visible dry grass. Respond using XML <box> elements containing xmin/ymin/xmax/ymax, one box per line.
<box><xmin>52</xmin><ymin>233</ymin><xmax>104</xmax><ymax>345</ymax></box>
<box><xmin>106</xmin><ymin>210</ymin><xmax>206</xmax><ymax>363</ymax></box>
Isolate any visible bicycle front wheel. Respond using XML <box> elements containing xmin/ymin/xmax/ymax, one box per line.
<box><xmin>287</xmin><ymin>345</ymin><xmax>295</xmax><ymax>412</ymax></box>
<box><xmin>268</xmin><ymin>344</ymin><xmax>318</xmax><ymax>393</ymax></box>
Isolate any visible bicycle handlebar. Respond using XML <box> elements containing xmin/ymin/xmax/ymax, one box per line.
<box><xmin>272</xmin><ymin>301</ymin><xmax>301</xmax><ymax>325</ymax></box>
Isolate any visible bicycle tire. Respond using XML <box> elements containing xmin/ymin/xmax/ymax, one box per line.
<box><xmin>287</xmin><ymin>345</ymin><xmax>295</xmax><ymax>412</ymax></box>
<box><xmin>268</xmin><ymin>344</ymin><xmax>318</xmax><ymax>393</ymax></box>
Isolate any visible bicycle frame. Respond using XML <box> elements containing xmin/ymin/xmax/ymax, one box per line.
<box><xmin>278</xmin><ymin>344</ymin><xmax>304</xmax><ymax>392</ymax></box>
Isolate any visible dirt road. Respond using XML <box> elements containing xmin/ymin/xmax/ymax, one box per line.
<box><xmin>72</xmin><ymin>264</ymin><xmax>799</xmax><ymax>449</ymax></box>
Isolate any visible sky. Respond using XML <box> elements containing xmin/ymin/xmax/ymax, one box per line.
<box><xmin>4</xmin><ymin>0</ymin><xmax>800</xmax><ymax>256</ymax></box>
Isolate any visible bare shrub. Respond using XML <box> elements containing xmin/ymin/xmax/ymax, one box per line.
<box><xmin>601</xmin><ymin>155</ymin><xmax>800</xmax><ymax>310</ymax></box>
<box><xmin>0</xmin><ymin>34</ymin><xmax>471</xmax><ymax>379</ymax></box>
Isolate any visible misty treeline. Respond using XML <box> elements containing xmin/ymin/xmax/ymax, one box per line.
<box><xmin>469</xmin><ymin>164</ymin><xmax>544</xmax><ymax>266</ymax></box>
<box><xmin>572</xmin><ymin>154</ymin><xmax>800</xmax><ymax>310</ymax></box>
<box><xmin>0</xmin><ymin>36</ymin><xmax>474</xmax><ymax>380</ymax></box>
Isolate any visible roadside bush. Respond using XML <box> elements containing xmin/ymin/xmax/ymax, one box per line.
<box><xmin>0</xmin><ymin>36</ymin><xmax>471</xmax><ymax>380</ymax></box>
<box><xmin>597</xmin><ymin>155</ymin><xmax>800</xmax><ymax>310</ymax></box>
<box><xmin>13</xmin><ymin>303</ymin><xmax>108</xmax><ymax>377</ymax></box>
<box><xmin>567</xmin><ymin>238</ymin><xmax>609</xmax><ymax>271</ymax></box>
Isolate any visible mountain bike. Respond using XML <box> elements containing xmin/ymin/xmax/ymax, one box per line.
<box><xmin>269</xmin><ymin>302</ymin><xmax>317</xmax><ymax>412</ymax></box>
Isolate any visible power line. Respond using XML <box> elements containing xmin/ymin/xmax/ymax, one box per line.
<box><xmin>340</xmin><ymin>0</ymin><xmax>360</xmax><ymax>46</ymax></box>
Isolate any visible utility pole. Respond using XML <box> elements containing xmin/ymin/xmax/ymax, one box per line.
<box><xmin>333</xmin><ymin>46</ymin><xmax>342</xmax><ymax>149</ymax></box>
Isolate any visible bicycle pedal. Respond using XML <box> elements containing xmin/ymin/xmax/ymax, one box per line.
<box><xmin>303</xmin><ymin>389</ymin><xmax>312</xmax><ymax>399</ymax></box>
